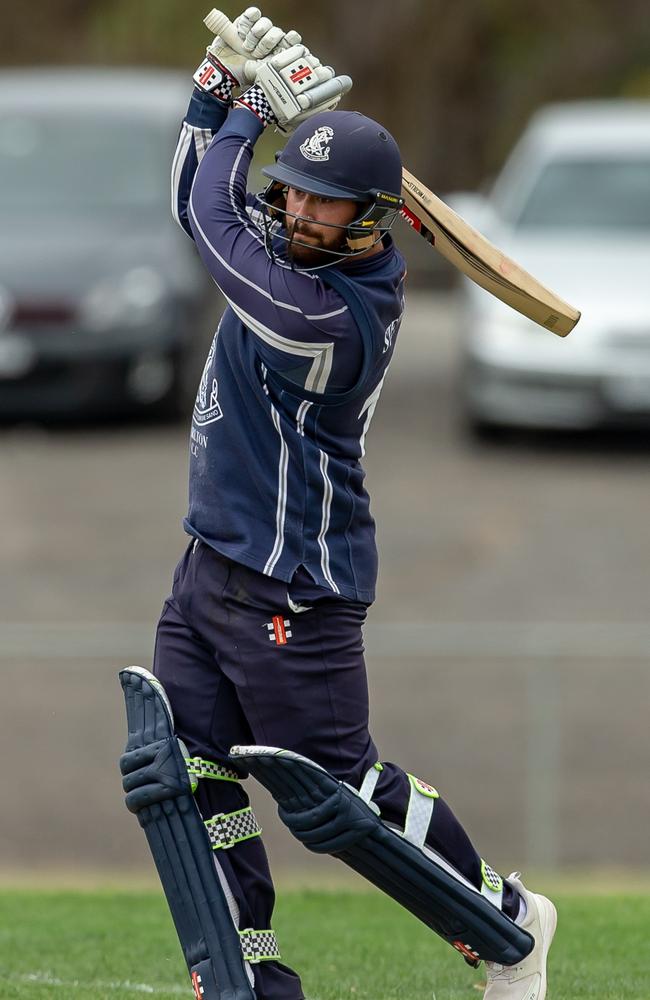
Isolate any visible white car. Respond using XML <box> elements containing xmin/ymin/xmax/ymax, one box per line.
<box><xmin>453</xmin><ymin>100</ymin><xmax>650</xmax><ymax>432</ymax></box>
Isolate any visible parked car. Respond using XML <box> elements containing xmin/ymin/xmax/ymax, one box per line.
<box><xmin>452</xmin><ymin>100</ymin><xmax>650</xmax><ymax>432</ymax></box>
<box><xmin>0</xmin><ymin>68</ymin><xmax>219</xmax><ymax>419</ymax></box>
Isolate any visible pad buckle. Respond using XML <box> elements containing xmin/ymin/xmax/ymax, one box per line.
<box><xmin>207</xmin><ymin>812</ymin><xmax>238</xmax><ymax>850</ymax></box>
<box><xmin>239</xmin><ymin>928</ymin><xmax>281</xmax><ymax>964</ymax></box>
<box><xmin>205</xmin><ymin>807</ymin><xmax>262</xmax><ymax>851</ymax></box>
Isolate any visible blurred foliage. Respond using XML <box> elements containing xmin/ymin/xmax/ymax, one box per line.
<box><xmin>3</xmin><ymin>0</ymin><xmax>650</xmax><ymax>190</ymax></box>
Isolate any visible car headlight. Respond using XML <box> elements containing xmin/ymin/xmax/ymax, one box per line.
<box><xmin>81</xmin><ymin>266</ymin><xmax>169</xmax><ymax>332</ymax></box>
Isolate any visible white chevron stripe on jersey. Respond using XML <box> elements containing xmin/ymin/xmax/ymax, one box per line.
<box><xmin>263</xmin><ymin>404</ymin><xmax>289</xmax><ymax>576</ymax></box>
<box><xmin>225</xmin><ymin>297</ymin><xmax>334</xmax><ymax>394</ymax></box>
<box><xmin>305</xmin><ymin>306</ymin><xmax>348</xmax><ymax>320</ymax></box>
<box><xmin>317</xmin><ymin>451</ymin><xmax>340</xmax><ymax>594</ymax></box>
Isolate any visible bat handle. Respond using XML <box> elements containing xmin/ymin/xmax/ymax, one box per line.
<box><xmin>203</xmin><ymin>9</ymin><xmax>247</xmax><ymax>54</ymax></box>
<box><xmin>204</xmin><ymin>7</ymin><xmax>295</xmax><ymax>54</ymax></box>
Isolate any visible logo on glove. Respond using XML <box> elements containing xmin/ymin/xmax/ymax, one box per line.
<box><xmin>300</xmin><ymin>126</ymin><xmax>334</xmax><ymax>162</ymax></box>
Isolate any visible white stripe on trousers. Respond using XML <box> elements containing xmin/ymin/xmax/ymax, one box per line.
<box><xmin>263</xmin><ymin>405</ymin><xmax>289</xmax><ymax>576</ymax></box>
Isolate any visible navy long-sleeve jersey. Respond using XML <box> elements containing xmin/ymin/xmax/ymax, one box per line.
<box><xmin>173</xmin><ymin>90</ymin><xmax>407</xmax><ymax>603</ymax></box>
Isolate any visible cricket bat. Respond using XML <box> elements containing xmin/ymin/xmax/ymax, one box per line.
<box><xmin>203</xmin><ymin>9</ymin><xmax>581</xmax><ymax>338</ymax></box>
<box><xmin>400</xmin><ymin>170</ymin><xmax>580</xmax><ymax>336</ymax></box>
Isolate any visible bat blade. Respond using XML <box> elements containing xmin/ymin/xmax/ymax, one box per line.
<box><xmin>400</xmin><ymin>168</ymin><xmax>580</xmax><ymax>337</ymax></box>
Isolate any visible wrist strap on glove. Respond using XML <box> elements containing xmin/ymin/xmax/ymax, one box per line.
<box><xmin>234</xmin><ymin>83</ymin><xmax>277</xmax><ymax>127</ymax></box>
<box><xmin>193</xmin><ymin>52</ymin><xmax>239</xmax><ymax>104</ymax></box>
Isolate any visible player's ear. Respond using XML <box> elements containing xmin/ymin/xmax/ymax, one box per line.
<box><xmin>262</xmin><ymin>181</ymin><xmax>287</xmax><ymax>216</ymax></box>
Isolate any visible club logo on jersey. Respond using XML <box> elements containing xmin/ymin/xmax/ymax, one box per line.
<box><xmin>383</xmin><ymin>317</ymin><xmax>401</xmax><ymax>354</ymax></box>
<box><xmin>266</xmin><ymin>616</ymin><xmax>292</xmax><ymax>644</ymax></box>
<box><xmin>193</xmin><ymin>334</ymin><xmax>223</xmax><ymax>427</ymax></box>
<box><xmin>300</xmin><ymin>126</ymin><xmax>334</xmax><ymax>162</ymax></box>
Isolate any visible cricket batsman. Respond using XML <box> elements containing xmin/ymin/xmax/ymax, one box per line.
<box><xmin>119</xmin><ymin>9</ymin><xmax>557</xmax><ymax>999</ymax></box>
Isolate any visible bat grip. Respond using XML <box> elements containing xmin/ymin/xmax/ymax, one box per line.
<box><xmin>203</xmin><ymin>9</ymin><xmax>246</xmax><ymax>54</ymax></box>
<box><xmin>204</xmin><ymin>7</ymin><xmax>295</xmax><ymax>55</ymax></box>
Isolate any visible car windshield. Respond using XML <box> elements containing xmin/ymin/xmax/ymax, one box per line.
<box><xmin>0</xmin><ymin>110</ymin><xmax>172</xmax><ymax>215</ymax></box>
<box><xmin>513</xmin><ymin>158</ymin><xmax>650</xmax><ymax>230</ymax></box>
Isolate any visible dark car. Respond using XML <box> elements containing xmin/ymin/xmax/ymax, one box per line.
<box><xmin>0</xmin><ymin>68</ymin><xmax>221</xmax><ymax>419</ymax></box>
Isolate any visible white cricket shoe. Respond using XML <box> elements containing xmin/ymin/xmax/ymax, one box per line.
<box><xmin>483</xmin><ymin>873</ymin><xmax>557</xmax><ymax>1000</ymax></box>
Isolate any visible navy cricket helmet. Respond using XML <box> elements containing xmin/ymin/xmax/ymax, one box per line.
<box><xmin>260</xmin><ymin>110</ymin><xmax>404</xmax><ymax>261</ymax></box>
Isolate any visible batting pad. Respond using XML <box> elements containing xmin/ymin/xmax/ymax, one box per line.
<box><xmin>230</xmin><ymin>745</ymin><xmax>534</xmax><ymax>967</ymax></box>
<box><xmin>119</xmin><ymin>667</ymin><xmax>256</xmax><ymax>1000</ymax></box>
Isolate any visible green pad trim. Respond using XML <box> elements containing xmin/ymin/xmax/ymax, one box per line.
<box><xmin>187</xmin><ymin>757</ymin><xmax>242</xmax><ymax>783</ymax></box>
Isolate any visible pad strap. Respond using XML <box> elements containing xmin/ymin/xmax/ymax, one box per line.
<box><xmin>239</xmin><ymin>928</ymin><xmax>281</xmax><ymax>963</ymax></box>
<box><xmin>187</xmin><ymin>757</ymin><xmax>241</xmax><ymax>782</ymax></box>
<box><xmin>403</xmin><ymin>774</ymin><xmax>439</xmax><ymax>848</ymax></box>
<box><xmin>357</xmin><ymin>762</ymin><xmax>383</xmax><ymax>804</ymax></box>
<box><xmin>205</xmin><ymin>807</ymin><xmax>262</xmax><ymax>850</ymax></box>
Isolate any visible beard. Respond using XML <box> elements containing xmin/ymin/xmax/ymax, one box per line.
<box><xmin>285</xmin><ymin>219</ymin><xmax>347</xmax><ymax>266</ymax></box>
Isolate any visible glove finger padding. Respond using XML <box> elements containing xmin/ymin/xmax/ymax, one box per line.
<box><xmin>253</xmin><ymin>46</ymin><xmax>352</xmax><ymax>127</ymax></box>
<box><xmin>243</xmin><ymin>15</ymin><xmax>273</xmax><ymax>50</ymax></box>
<box><xmin>248</xmin><ymin>24</ymin><xmax>286</xmax><ymax>58</ymax></box>
<box><xmin>206</xmin><ymin>12</ymin><xmax>304</xmax><ymax>88</ymax></box>
<box><xmin>234</xmin><ymin>6</ymin><xmax>262</xmax><ymax>39</ymax></box>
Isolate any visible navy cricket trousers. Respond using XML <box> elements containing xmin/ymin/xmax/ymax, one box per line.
<box><xmin>153</xmin><ymin>539</ymin><xmax>484</xmax><ymax>1000</ymax></box>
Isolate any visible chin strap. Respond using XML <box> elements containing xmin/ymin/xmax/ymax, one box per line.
<box><xmin>346</xmin><ymin>233</ymin><xmax>378</xmax><ymax>251</ymax></box>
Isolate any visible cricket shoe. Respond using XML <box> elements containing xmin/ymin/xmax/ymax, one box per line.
<box><xmin>482</xmin><ymin>873</ymin><xmax>557</xmax><ymax>1000</ymax></box>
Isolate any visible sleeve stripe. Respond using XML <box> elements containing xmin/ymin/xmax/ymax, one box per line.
<box><xmin>190</xmin><ymin>180</ymin><xmax>303</xmax><ymax>313</ymax></box>
<box><xmin>193</xmin><ymin>128</ymin><xmax>211</xmax><ymax>163</ymax></box>
<box><xmin>188</xmin><ymin>139</ymin><xmax>348</xmax><ymax>319</ymax></box>
<box><xmin>171</xmin><ymin>124</ymin><xmax>194</xmax><ymax>227</ymax></box>
<box><xmin>229</xmin><ymin>142</ymin><xmax>266</xmax><ymax>249</ymax></box>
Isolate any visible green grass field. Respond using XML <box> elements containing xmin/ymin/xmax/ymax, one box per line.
<box><xmin>0</xmin><ymin>885</ymin><xmax>647</xmax><ymax>999</ymax></box>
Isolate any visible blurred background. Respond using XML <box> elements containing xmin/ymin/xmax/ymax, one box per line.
<box><xmin>1</xmin><ymin>0</ymin><xmax>649</xmax><ymax>887</ymax></box>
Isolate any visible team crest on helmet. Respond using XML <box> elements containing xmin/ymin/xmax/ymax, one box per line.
<box><xmin>300</xmin><ymin>126</ymin><xmax>334</xmax><ymax>162</ymax></box>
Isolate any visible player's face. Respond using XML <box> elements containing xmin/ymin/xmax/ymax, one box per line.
<box><xmin>284</xmin><ymin>187</ymin><xmax>359</xmax><ymax>264</ymax></box>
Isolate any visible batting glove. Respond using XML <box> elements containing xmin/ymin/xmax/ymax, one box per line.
<box><xmin>235</xmin><ymin>45</ymin><xmax>352</xmax><ymax>131</ymax></box>
<box><xmin>193</xmin><ymin>7</ymin><xmax>301</xmax><ymax>105</ymax></box>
